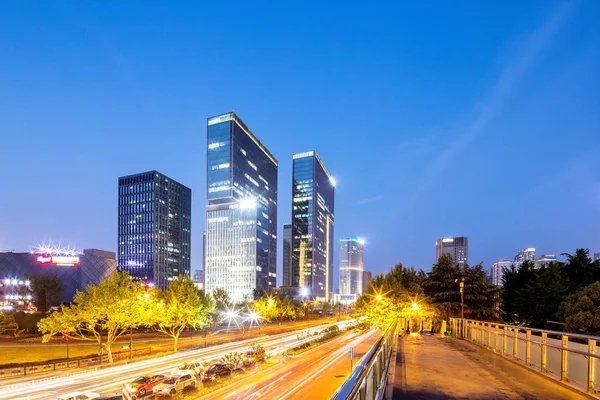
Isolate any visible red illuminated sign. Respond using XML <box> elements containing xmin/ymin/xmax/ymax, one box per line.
<box><xmin>36</xmin><ymin>255</ymin><xmax>80</xmax><ymax>266</ymax></box>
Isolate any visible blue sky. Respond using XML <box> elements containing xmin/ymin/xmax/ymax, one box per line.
<box><xmin>1</xmin><ymin>1</ymin><xmax>599</xmax><ymax>285</ymax></box>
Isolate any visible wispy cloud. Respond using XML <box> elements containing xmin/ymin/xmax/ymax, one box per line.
<box><xmin>354</xmin><ymin>195</ymin><xmax>384</xmax><ymax>206</ymax></box>
<box><xmin>407</xmin><ymin>2</ymin><xmax>575</xmax><ymax>204</ymax></box>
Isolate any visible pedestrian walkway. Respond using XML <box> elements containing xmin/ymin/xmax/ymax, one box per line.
<box><xmin>392</xmin><ymin>333</ymin><xmax>590</xmax><ymax>399</ymax></box>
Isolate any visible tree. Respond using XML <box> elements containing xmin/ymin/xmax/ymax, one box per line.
<box><xmin>562</xmin><ymin>249</ymin><xmax>600</xmax><ymax>293</ymax></box>
<box><xmin>28</xmin><ymin>274</ymin><xmax>65</xmax><ymax>312</ymax></box>
<box><xmin>0</xmin><ymin>313</ymin><xmax>19</xmax><ymax>336</ymax></box>
<box><xmin>425</xmin><ymin>254</ymin><xmax>497</xmax><ymax>321</ymax></box>
<box><xmin>209</xmin><ymin>287</ymin><xmax>232</xmax><ymax>333</ymax></box>
<box><xmin>560</xmin><ymin>282</ymin><xmax>600</xmax><ymax>336</ymax></box>
<box><xmin>38</xmin><ymin>271</ymin><xmax>149</xmax><ymax>363</ymax></box>
<box><xmin>501</xmin><ymin>261</ymin><xmax>535</xmax><ymax>324</ymax></box>
<box><xmin>151</xmin><ymin>275</ymin><xmax>215</xmax><ymax>352</ymax></box>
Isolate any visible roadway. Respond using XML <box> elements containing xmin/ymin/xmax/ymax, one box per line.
<box><xmin>0</xmin><ymin>320</ymin><xmax>354</xmax><ymax>400</ymax></box>
<box><xmin>202</xmin><ymin>328</ymin><xmax>381</xmax><ymax>400</ymax></box>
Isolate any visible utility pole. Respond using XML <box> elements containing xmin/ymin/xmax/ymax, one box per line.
<box><xmin>129</xmin><ymin>326</ymin><xmax>133</xmax><ymax>360</ymax></box>
<box><xmin>459</xmin><ymin>278</ymin><xmax>464</xmax><ymax>319</ymax></box>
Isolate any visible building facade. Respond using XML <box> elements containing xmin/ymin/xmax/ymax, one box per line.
<box><xmin>594</xmin><ymin>253</ymin><xmax>600</xmax><ymax>262</ymax></box>
<box><xmin>282</xmin><ymin>224</ymin><xmax>292</xmax><ymax>287</ymax></box>
<box><xmin>339</xmin><ymin>238</ymin><xmax>364</xmax><ymax>299</ymax></box>
<box><xmin>362</xmin><ymin>270</ymin><xmax>372</xmax><ymax>294</ymax></box>
<box><xmin>490</xmin><ymin>258</ymin><xmax>519</xmax><ymax>286</ymax></box>
<box><xmin>118</xmin><ymin>171</ymin><xmax>191</xmax><ymax>290</ymax></box>
<box><xmin>435</xmin><ymin>237</ymin><xmax>468</xmax><ymax>265</ymax></box>
<box><xmin>0</xmin><ymin>248</ymin><xmax>116</xmax><ymax>309</ymax></box>
<box><xmin>291</xmin><ymin>151</ymin><xmax>335</xmax><ymax>301</ymax></box>
<box><xmin>515</xmin><ymin>248</ymin><xmax>536</xmax><ymax>263</ymax></box>
<box><xmin>205</xmin><ymin>112</ymin><xmax>278</xmax><ymax>302</ymax></box>
<box><xmin>535</xmin><ymin>254</ymin><xmax>558</xmax><ymax>269</ymax></box>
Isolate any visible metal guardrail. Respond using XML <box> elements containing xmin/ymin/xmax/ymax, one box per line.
<box><xmin>331</xmin><ymin>321</ymin><xmax>398</xmax><ymax>400</ymax></box>
<box><xmin>450</xmin><ymin>318</ymin><xmax>600</xmax><ymax>395</ymax></box>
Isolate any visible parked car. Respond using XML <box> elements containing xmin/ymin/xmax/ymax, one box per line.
<box><xmin>130</xmin><ymin>374</ymin><xmax>166</xmax><ymax>398</ymax></box>
<box><xmin>96</xmin><ymin>395</ymin><xmax>122</xmax><ymax>400</ymax></box>
<box><xmin>201</xmin><ymin>363</ymin><xmax>233</xmax><ymax>384</ymax></box>
<box><xmin>153</xmin><ymin>373</ymin><xmax>196</xmax><ymax>396</ymax></box>
<box><xmin>176</xmin><ymin>361</ymin><xmax>205</xmax><ymax>376</ymax></box>
<box><xmin>55</xmin><ymin>392</ymin><xmax>100</xmax><ymax>400</ymax></box>
<box><xmin>243</xmin><ymin>348</ymin><xmax>266</xmax><ymax>366</ymax></box>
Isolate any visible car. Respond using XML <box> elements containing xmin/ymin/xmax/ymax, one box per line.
<box><xmin>153</xmin><ymin>373</ymin><xmax>196</xmax><ymax>396</ymax></box>
<box><xmin>55</xmin><ymin>392</ymin><xmax>100</xmax><ymax>400</ymax></box>
<box><xmin>95</xmin><ymin>395</ymin><xmax>122</xmax><ymax>400</ymax></box>
<box><xmin>129</xmin><ymin>374</ymin><xmax>166</xmax><ymax>398</ymax></box>
<box><xmin>176</xmin><ymin>361</ymin><xmax>205</xmax><ymax>376</ymax></box>
<box><xmin>201</xmin><ymin>363</ymin><xmax>233</xmax><ymax>384</ymax></box>
<box><xmin>243</xmin><ymin>348</ymin><xmax>266</xmax><ymax>366</ymax></box>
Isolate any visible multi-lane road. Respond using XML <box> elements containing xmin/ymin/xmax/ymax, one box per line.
<box><xmin>0</xmin><ymin>320</ymin><xmax>361</xmax><ymax>400</ymax></box>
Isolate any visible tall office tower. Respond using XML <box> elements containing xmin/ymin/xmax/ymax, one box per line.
<box><xmin>594</xmin><ymin>253</ymin><xmax>600</xmax><ymax>262</ymax></box>
<box><xmin>205</xmin><ymin>112</ymin><xmax>278</xmax><ymax>303</ymax></box>
<box><xmin>282</xmin><ymin>224</ymin><xmax>292</xmax><ymax>287</ymax></box>
<box><xmin>202</xmin><ymin>230</ymin><xmax>206</xmax><ymax>287</ymax></box>
<box><xmin>490</xmin><ymin>258</ymin><xmax>519</xmax><ymax>286</ymax></box>
<box><xmin>435</xmin><ymin>237</ymin><xmax>468</xmax><ymax>266</ymax></box>
<box><xmin>515</xmin><ymin>247</ymin><xmax>536</xmax><ymax>263</ymax></box>
<box><xmin>291</xmin><ymin>151</ymin><xmax>335</xmax><ymax>301</ymax></box>
<box><xmin>535</xmin><ymin>254</ymin><xmax>557</xmax><ymax>269</ymax></box>
<box><xmin>362</xmin><ymin>270</ymin><xmax>372</xmax><ymax>294</ymax></box>
<box><xmin>339</xmin><ymin>238</ymin><xmax>364</xmax><ymax>297</ymax></box>
<box><xmin>118</xmin><ymin>171</ymin><xmax>191</xmax><ymax>290</ymax></box>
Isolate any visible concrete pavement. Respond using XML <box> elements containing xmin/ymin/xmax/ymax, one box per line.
<box><xmin>393</xmin><ymin>333</ymin><xmax>591</xmax><ymax>400</ymax></box>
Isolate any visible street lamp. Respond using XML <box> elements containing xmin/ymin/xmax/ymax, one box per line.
<box><xmin>411</xmin><ymin>302</ymin><xmax>419</xmax><ymax>311</ymax></box>
<box><xmin>376</xmin><ymin>295</ymin><xmax>383</xmax><ymax>301</ymax></box>
<box><xmin>455</xmin><ymin>278</ymin><xmax>464</xmax><ymax>319</ymax></box>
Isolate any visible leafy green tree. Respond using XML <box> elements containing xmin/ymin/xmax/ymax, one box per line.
<box><xmin>561</xmin><ymin>249</ymin><xmax>600</xmax><ymax>293</ymax></box>
<box><xmin>560</xmin><ymin>282</ymin><xmax>600</xmax><ymax>336</ymax></box>
<box><xmin>38</xmin><ymin>271</ymin><xmax>149</xmax><ymax>363</ymax></box>
<box><xmin>151</xmin><ymin>275</ymin><xmax>215</xmax><ymax>352</ymax></box>
<box><xmin>501</xmin><ymin>261</ymin><xmax>534</xmax><ymax>324</ymax></box>
<box><xmin>208</xmin><ymin>287</ymin><xmax>231</xmax><ymax>332</ymax></box>
<box><xmin>0</xmin><ymin>313</ymin><xmax>19</xmax><ymax>335</ymax></box>
<box><xmin>28</xmin><ymin>274</ymin><xmax>65</xmax><ymax>312</ymax></box>
<box><xmin>520</xmin><ymin>263</ymin><xmax>566</xmax><ymax>328</ymax></box>
<box><xmin>425</xmin><ymin>254</ymin><xmax>497</xmax><ymax>321</ymax></box>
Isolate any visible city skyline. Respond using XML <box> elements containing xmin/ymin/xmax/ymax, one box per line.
<box><xmin>1</xmin><ymin>2</ymin><xmax>599</xmax><ymax>281</ymax></box>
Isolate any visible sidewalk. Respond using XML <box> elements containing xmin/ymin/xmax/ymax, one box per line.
<box><xmin>392</xmin><ymin>334</ymin><xmax>590</xmax><ymax>400</ymax></box>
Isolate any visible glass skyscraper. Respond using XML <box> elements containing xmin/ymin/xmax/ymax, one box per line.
<box><xmin>435</xmin><ymin>237</ymin><xmax>468</xmax><ymax>266</ymax></box>
<box><xmin>339</xmin><ymin>238</ymin><xmax>364</xmax><ymax>297</ymax></box>
<box><xmin>205</xmin><ymin>112</ymin><xmax>277</xmax><ymax>302</ymax></box>
<box><xmin>291</xmin><ymin>151</ymin><xmax>335</xmax><ymax>301</ymax></box>
<box><xmin>118</xmin><ymin>171</ymin><xmax>191</xmax><ymax>290</ymax></box>
<box><xmin>282</xmin><ymin>224</ymin><xmax>292</xmax><ymax>287</ymax></box>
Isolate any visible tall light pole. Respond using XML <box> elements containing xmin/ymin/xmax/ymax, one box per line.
<box><xmin>455</xmin><ymin>278</ymin><xmax>464</xmax><ymax>319</ymax></box>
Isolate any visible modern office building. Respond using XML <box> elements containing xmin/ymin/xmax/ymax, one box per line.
<box><xmin>490</xmin><ymin>258</ymin><xmax>519</xmax><ymax>286</ymax></box>
<box><xmin>515</xmin><ymin>248</ymin><xmax>536</xmax><ymax>263</ymax></box>
<box><xmin>291</xmin><ymin>151</ymin><xmax>335</xmax><ymax>301</ymax></box>
<box><xmin>204</xmin><ymin>112</ymin><xmax>278</xmax><ymax>303</ymax></box>
<box><xmin>362</xmin><ymin>270</ymin><xmax>372</xmax><ymax>294</ymax></box>
<box><xmin>339</xmin><ymin>238</ymin><xmax>364</xmax><ymax>300</ymax></box>
<box><xmin>435</xmin><ymin>237</ymin><xmax>468</xmax><ymax>266</ymax></box>
<box><xmin>282</xmin><ymin>224</ymin><xmax>292</xmax><ymax>287</ymax></box>
<box><xmin>594</xmin><ymin>253</ymin><xmax>600</xmax><ymax>262</ymax></box>
<box><xmin>118</xmin><ymin>171</ymin><xmax>192</xmax><ymax>290</ymax></box>
<box><xmin>0</xmin><ymin>247</ymin><xmax>116</xmax><ymax>309</ymax></box>
<box><xmin>535</xmin><ymin>254</ymin><xmax>558</xmax><ymax>269</ymax></box>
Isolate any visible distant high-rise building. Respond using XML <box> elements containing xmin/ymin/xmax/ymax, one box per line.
<box><xmin>535</xmin><ymin>254</ymin><xmax>558</xmax><ymax>269</ymax></box>
<box><xmin>202</xmin><ymin>230</ymin><xmax>206</xmax><ymax>286</ymax></box>
<box><xmin>594</xmin><ymin>253</ymin><xmax>600</xmax><ymax>262</ymax></box>
<box><xmin>291</xmin><ymin>151</ymin><xmax>335</xmax><ymax>301</ymax></box>
<box><xmin>435</xmin><ymin>237</ymin><xmax>468</xmax><ymax>265</ymax></box>
<box><xmin>515</xmin><ymin>248</ymin><xmax>536</xmax><ymax>263</ymax></box>
<box><xmin>204</xmin><ymin>112</ymin><xmax>278</xmax><ymax>303</ymax></box>
<box><xmin>339</xmin><ymin>238</ymin><xmax>364</xmax><ymax>298</ymax></box>
<box><xmin>118</xmin><ymin>171</ymin><xmax>191</xmax><ymax>290</ymax></box>
<box><xmin>491</xmin><ymin>258</ymin><xmax>519</xmax><ymax>286</ymax></box>
<box><xmin>282</xmin><ymin>224</ymin><xmax>292</xmax><ymax>287</ymax></box>
<box><xmin>362</xmin><ymin>270</ymin><xmax>372</xmax><ymax>294</ymax></box>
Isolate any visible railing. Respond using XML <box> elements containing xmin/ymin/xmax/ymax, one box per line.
<box><xmin>331</xmin><ymin>321</ymin><xmax>399</xmax><ymax>400</ymax></box>
<box><xmin>450</xmin><ymin>318</ymin><xmax>600</xmax><ymax>395</ymax></box>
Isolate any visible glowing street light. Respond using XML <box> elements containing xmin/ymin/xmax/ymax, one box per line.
<box><xmin>376</xmin><ymin>295</ymin><xmax>383</xmax><ymax>301</ymax></box>
<box><xmin>411</xmin><ymin>303</ymin><xmax>419</xmax><ymax>311</ymax></box>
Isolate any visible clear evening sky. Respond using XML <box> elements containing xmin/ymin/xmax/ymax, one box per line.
<box><xmin>1</xmin><ymin>1</ymin><xmax>599</xmax><ymax>286</ymax></box>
